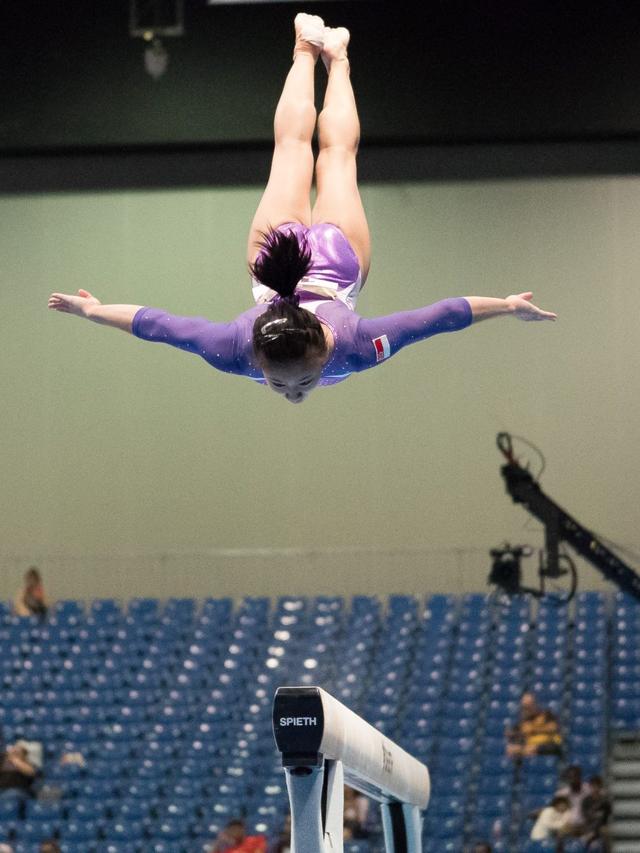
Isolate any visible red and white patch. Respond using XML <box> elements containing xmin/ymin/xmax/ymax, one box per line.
<box><xmin>373</xmin><ymin>334</ymin><xmax>391</xmax><ymax>362</ymax></box>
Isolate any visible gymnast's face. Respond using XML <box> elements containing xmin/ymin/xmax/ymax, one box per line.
<box><xmin>262</xmin><ymin>357</ymin><xmax>323</xmax><ymax>404</ymax></box>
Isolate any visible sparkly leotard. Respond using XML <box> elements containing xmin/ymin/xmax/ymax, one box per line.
<box><xmin>132</xmin><ymin>223</ymin><xmax>473</xmax><ymax>386</ymax></box>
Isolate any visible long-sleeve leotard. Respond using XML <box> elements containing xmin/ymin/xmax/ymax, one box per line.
<box><xmin>131</xmin><ymin>297</ymin><xmax>472</xmax><ymax>385</ymax></box>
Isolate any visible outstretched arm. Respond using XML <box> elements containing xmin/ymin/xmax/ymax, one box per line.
<box><xmin>351</xmin><ymin>292</ymin><xmax>555</xmax><ymax>371</ymax></box>
<box><xmin>48</xmin><ymin>289</ymin><xmax>141</xmax><ymax>332</ymax></box>
<box><xmin>49</xmin><ymin>290</ymin><xmax>261</xmax><ymax>377</ymax></box>
<box><xmin>467</xmin><ymin>292</ymin><xmax>557</xmax><ymax>322</ymax></box>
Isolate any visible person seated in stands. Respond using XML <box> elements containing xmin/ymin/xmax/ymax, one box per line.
<box><xmin>344</xmin><ymin>785</ymin><xmax>370</xmax><ymax>839</ymax></box>
<box><xmin>581</xmin><ymin>775</ymin><xmax>612</xmax><ymax>852</ymax></box>
<box><xmin>13</xmin><ymin>566</ymin><xmax>48</xmax><ymax>619</ymax></box>
<box><xmin>40</xmin><ymin>842</ymin><xmax>61</xmax><ymax>853</ymax></box>
<box><xmin>556</xmin><ymin>764</ymin><xmax>590</xmax><ymax>834</ymax></box>
<box><xmin>209</xmin><ymin>819</ymin><xmax>267</xmax><ymax>853</ymax></box>
<box><xmin>0</xmin><ymin>741</ymin><xmax>39</xmax><ymax>796</ymax></box>
<box><xmin>471</xmin><ymin>844</ymin><xmax>492</xmax><ymax>853</ymax></box>
<box><xmin>530</xmin><ymin>794</ymin><xmax>573</xmax><ymax>841</ymax></box>
<box><xmin>269</xmin><ymin>814</ymin><xmax>290</xmax><ymax>853</ymax></box>
<box><xmin>506</xmin><ymin>691</ymin><xmax>562</xmax><ymax>759</ymax></box>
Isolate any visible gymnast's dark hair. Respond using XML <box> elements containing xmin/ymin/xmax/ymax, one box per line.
<box><xmin>250</xmin><ymin>227</ymin><xmax>327</xmax><ymax>364</ymax></box>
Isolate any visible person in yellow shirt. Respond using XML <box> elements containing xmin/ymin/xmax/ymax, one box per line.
<box><xmin>506</xmin><ymin>692</ymin><xmax>562</xmax><ymax>759</ymax></box>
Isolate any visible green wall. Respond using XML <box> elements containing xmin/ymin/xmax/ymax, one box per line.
<box><xmin>1</xmin><ymin>178</ymin><xmax>638</xmax><ymax>599</ymax></box>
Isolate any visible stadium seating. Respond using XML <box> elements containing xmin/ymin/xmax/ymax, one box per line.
<box><xmin>0</xmin><ymin>589</ymin><xmax>636</xmax><ymax>850</ymax></box>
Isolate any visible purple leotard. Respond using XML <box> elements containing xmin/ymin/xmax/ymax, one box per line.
<box><xmin>132</xmin><ymin>223</ymin><xmax>473</xmax><ymax>386</ymax></box>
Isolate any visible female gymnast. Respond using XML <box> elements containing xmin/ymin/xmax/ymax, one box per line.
<box><xmin>48</xmin><ymin>14</ymin><xmax>556</xmax><ymax>405</ymax></box>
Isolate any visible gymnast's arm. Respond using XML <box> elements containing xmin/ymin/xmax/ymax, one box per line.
<box><xmin>466</xmin><ymin>292</ymin><xmax>557</xmax><ymax>322</ymax></box>
<box><xmin>48</xmin><ymin>289</ymin><xmax>252</xmax><ymax>374</ymax></box>
<box><xmin>48</xmin><ymin>290</ymin><xmax>141</xmax><ymax>331</ymax></box>
<box><xmin>352</xmin><ymin>293</ymin><xmax>556</xmax><ymax>369</ymax></box>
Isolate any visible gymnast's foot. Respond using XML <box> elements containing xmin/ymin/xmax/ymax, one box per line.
<box><xmin>294</xmin><ymin>12</ymin><xmax>325</xmax><ymax>60</ymax></box>
<box><xmin>321</xmin><ymin>26</ymin><xmax>350</xmax><ymax>71</ymax></box>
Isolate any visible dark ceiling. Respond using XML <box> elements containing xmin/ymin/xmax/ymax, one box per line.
<box><xmin>3</xmin><ymin>0</ymin><xmax>640</xmax><ymax>189</ymax></box>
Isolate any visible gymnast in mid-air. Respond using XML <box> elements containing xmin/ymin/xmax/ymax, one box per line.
<box><xmin>49</xmin><ymin>13</ymin><xmax>556</xmax><ymax>404</ymax></box>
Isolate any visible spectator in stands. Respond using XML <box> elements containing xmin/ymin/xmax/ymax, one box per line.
<box><xmin>0</xmin><ymin>844</ymin><xmax>14</xmax><ymax>853</ymax></box>
<box><xmin>269</xmin><ymin>814</ymin><xmax>291</xmax><ymax>853</ymax></box>
<box><xmin>506</xmin><ymin>691</ymin><xmax>562</xmax><ymax>759</ymax></box>
<box><xmin>209</xmin><ymin>819</ymin><xmax>267</xmax><ymax>853</ymax></box>
<box><xmin>556</xmin><ymin>764</ymin><xmax>590</xmax><ymax>833</ymax></box>
<box><xmin>581</xmin><ymin>775</ymin><xmax>611</xmax><ymax>851</ymax></box>
<box><xmin>471</xmin><ymin>844</ymin><xmax>492</xmax><ymax>853</ymax></box>
<box><xmin>40</xmin><ymin>842</ymin><xmax>61</xmax><ymax>853</ymax></box>
<box><xmin>344</xmin><ymin>785</ymin><xmax>370</xmax><ymax>839</ymax></box>
<box><xmin>0</xmin><ymin>741</ymin><xmax>39</xmax><ymax>795</ymax></box>
<box><xmin>13</xmin><ymin>567</ymin><xmax>48</xmax><ymax>619</ymax></box>
<box><xmin>530</xmin><ymin>794</ymin><xmax>573</xmax><ymax>841</ymax></box>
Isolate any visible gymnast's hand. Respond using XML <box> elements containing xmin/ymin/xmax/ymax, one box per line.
<box><xmin>49</xmin><ymin>291</ymin><xmax>141</xmax><ymax>332</ymax></box>
<box><xmin>506</xmin><ymin>292</ymin><xmax>557</xmax><ymax>321</ymax></box>
<box><xmin>48</xmin><ymin>289</ymin><xmax>102</xmax><ymax>319</ymax></box>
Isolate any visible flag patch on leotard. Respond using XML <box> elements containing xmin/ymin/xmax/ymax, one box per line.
<box><xmin>373</xmin><ymin>335</ymin><xmax>390</xmax><ymax>362</ymax></box>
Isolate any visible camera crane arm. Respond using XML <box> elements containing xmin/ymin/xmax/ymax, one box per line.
<box><xmin>497</xmin><ymin>432</ymin><xmax>640</xmax><ymax>601</ymax></box>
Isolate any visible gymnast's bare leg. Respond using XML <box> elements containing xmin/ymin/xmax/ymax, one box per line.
<box><xmin>312</xmin><ymin>25</ymin><xmax>371</xmax><ymax>283</ymax></box>
<box><xmin>246</xmin><ymin>14</ymin><xmax>324</xmax><ymax>267</ymax></box>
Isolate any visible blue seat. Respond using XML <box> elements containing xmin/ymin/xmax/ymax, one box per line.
<box><xmin>153</xmin><ymin>818</ymin><xmax>184</xmax><ymax>842</ymax></box>
<box><xmin>566</xmin><ymin>753</ymin><xmax>602</xmax><ymax>776</ymax></box>
<box><xmin>523</xmin><ymin>841</ymin><xmax>557</xmax><ymax>852</ymax></box>
<box><xmin>116</xmin><ymin>800</ymin><xmax>152</xmax><ymax>822</ymax></box>
<box><xmin>107</xmin><ymin>819</ymin><xmax>147</xmax><ymax>842</ymax></box>
<box><xmin>570</xmin><ymin>714</ymin><xmax>605</xmax><ymax>735</ymax></box>
<box><xmin>475</xmin><ymin>794</ymin><xmax>512</xmax><ymax>815</ymax></box>
<box><xmin>25</xmin><ymin>799</ymin><xmax>64</xmax><ymax>821</ymax></box>
<box><xmin>467</xmin><ymin>812</ymin><xmax>500</xmax><ymax>840</ymax></box>
<box><xmin>437</xmin><ymin>736</ymin><xmax>475</xmax><ymax>756</ymax></box>
<box><xmin>488</xmin><ymin>682</ymin><xmax>522</xmax><ymax>701</ymax></box>
<box><xmin>422</xmin><ymin>838</ymin><xmax>464</xmax><ymax>853</ymax></box>
<box><xmin>430</xmin><ymin>753</ymin><xmax>473</xmax><ymax>777</ymax></box>
<box><xmin>478</xmin><ymin>755</ymin><xmax>513</xmax><ymax>776</ymax></box>
<box><xmin>574</xmin><ymin>632</ymin><xmax>607</xmax><ymax>652</ymax></box>
<box><xmin>428</xmin><ymin>771</ymin><xmax>467</xmax><ymax>797</ymax></box>
<box><xmin>440</xmin><ymin>716</ymin><xmax>478</xmax><ymax>738</ymax></box>
<box><xmin>0</xmin><ymin>791</ymin><xmax>23</xmax><ymax>820</ymax></box>
<box><xmin>16</xmin><ymin>819</ymin><xmax>60</xmax><ymax>841</ymax></box>
<box><xmin>612</xmin><ymin>680</ymin><xmax>640</xmax><ymax>700</ymax></box>
<box><xmin>428</xmin><ymin>813</ymin><xmax>465</xmax><ymax>839</ymax></box>
<box><xmin>612</xmin><ymin>662</ymin><xmax>640</xmax><ymax>682</ymax></box>
<box><xmin>568</xmin><ymin>732</ymin><xmax>605</xmax><ymax>754</ymax></box>
<box><xmin>125</xmin><ymin>779</ymin><xmax>165</xmax><ymax>801</ymax></box>
<box><xmin>611</xmin><ymin>697</ymin><xmax>640</xmax><ymax>730</ymax></box>
<box><xmin>481</xmin><ymin>774</ymin><xmax>512</xmax><ymax>796</ymax></box>
<box><xmin>148</xmin><ymin>843</ymin><xmax>189</xmax><ymax>853</ymax></box>
<box><xmin>522</xmin><ymin>772</ymin><xmax>558</xmax><ymax>793</ymax></box>
<box><xmin>428</xmin><ymin>794</ymin><xmax>466</xmax><ymax>815</ymax></box>
<box><xmin>52</xmin><ymin>599</ymin><xmax>85</xmax><ymax>618</ymax></box>
<box><xmin>63</xmin><ymin>819</ymin><xmax>101</xmax><ymax>842</ymax></box>
<box><xmin>570</xmin><ymin>697</ymin><xmax>605</xmax><ymax>716</ymax></box>
<box><xmin>522</xmin><ymin>753</ymin><xmax>560</xmax><ymax>774</ymax></box>
<box><xmin>60</xmin><ymin>843</ymin><xmax>99</xmax><ymax>853</ymax></box>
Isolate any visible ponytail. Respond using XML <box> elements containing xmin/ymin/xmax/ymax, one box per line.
<box><xmin>251</xmin><ymin>227</ymin><xmax>327</xmax><ymax>364</ymax></box>
<box><xmin>250</xmin><ymin>227</ymin><xmax>313</xmax><ymax>300</ymax></box>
